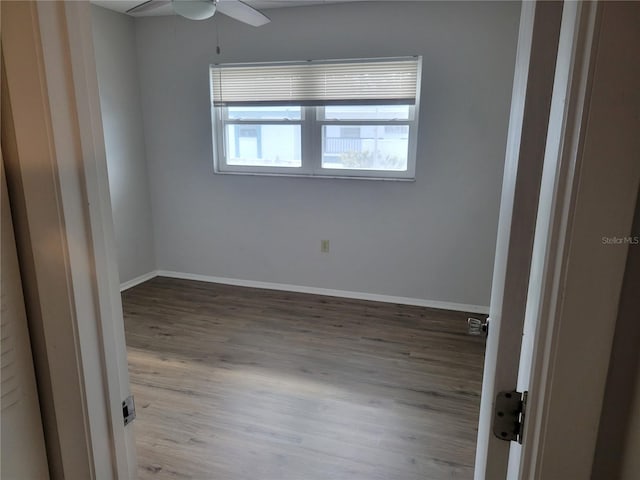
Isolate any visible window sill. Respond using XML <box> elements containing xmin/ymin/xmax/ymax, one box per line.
<box><xmin>213</xmin><ymin>170</ymin><xmax>416</xmax><ymax>182</ymax></box>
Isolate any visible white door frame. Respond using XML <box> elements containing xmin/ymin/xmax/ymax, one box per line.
<box><xmin>2</xmin><ymin>1</ymin><xmax>136</xmax><ymax>478</ymax></box>
<box><xmin>474</xmin><ymin>1</ymin><xmax>563</xmax><ymax>477</ymax></box>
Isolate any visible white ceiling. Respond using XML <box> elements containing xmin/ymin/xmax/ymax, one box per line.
<box><xmin>91</xmin><ymin>0</ymin><xmax>361</xmax><ymax>17</ymax></box>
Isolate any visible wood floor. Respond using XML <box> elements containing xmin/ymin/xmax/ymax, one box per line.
<box><xmin>122</xmin><ymin>277</ymin><xmax>486</xmax><ymax>480</ymax></box>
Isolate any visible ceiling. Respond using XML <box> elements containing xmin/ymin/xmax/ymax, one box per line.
<box><xmin>91</xmin><ymin>0</ymin><xmax>362</xmax><ymax>17</ymax></box>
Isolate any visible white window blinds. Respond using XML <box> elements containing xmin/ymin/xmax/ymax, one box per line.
<box><xmin>210</xmin><ymin>57</ymin><xmax>420</xmax><ymax>107</ymax></box>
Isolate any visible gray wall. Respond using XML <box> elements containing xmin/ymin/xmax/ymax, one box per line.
<box><xmin>92</xmin><ymin>6</ymin><xmax>156</xmax><ymax>284</ymax></box>
<box><xmin>134</xmin><ymin>1</ymin><xmax>520</xmax><ymax>308</ymax></box>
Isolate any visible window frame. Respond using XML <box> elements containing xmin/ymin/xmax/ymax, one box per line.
<box><xmin>210</xmin><ymin>57</ymin><xmax>422</xmax><ymax>180</ymax></box>
<box><xmin>315</xmin><ymin>105</ymin><xmax>418</xmax><ymax>180</ymax></box>
<box><xmin>213</xmin><ymin>106</ymin><xmax>310</xmax><ymax>175</ymax></box>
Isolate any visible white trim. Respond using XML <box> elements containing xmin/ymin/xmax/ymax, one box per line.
<box><xmin>213</xmin><ymin>105</ymin><xmax>419</xmax><ymax>180</ymax></box>
<box><xmin>156</xmin><ymin>270</ymin><xmax>489</xmax><ymax>314</ymax></box>
<box><xmin>120</xmin><ymin>271</ymin><xmax>159</xmax><ymax>292</ymax></box>
<box><xmin>515</xmin><ymin>2</ymin><xmax>600</xmax><ymax>476</ymax></box>
<box><xmin>39</xmin><ymin>1</ymin><xmax>139</xmax><ymax>477</ymax></box>
<box><xmin>65</xmin><ymin>0</ymin><xmax>139</xmax><ymax>476</ymax></box>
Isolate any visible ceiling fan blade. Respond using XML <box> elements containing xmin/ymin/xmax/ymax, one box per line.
<box><xmin>215</xmin><ymin>0</ymin><xmax>271</xmax><ymax>27</ymax></box>
<box><xmin>126</xmin><ymin>0</ymin><xmax>170</xmax><ymax>15</ymax></box>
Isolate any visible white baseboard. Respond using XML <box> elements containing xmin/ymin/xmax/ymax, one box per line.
<box><xmin>120</xmin><ymin>270</ymin><xmax>159</xmax><ymax>292</ymax></box>
<box><xmin>156</xmin><ymin>270</ymin><xmax>490</xmax><ymax>314</ymax></box>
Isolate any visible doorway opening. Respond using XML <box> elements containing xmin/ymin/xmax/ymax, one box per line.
<box><xmin>89</xmin><ymin>1</ymin><xmax>517</xmax><ymax>477</ymax></box>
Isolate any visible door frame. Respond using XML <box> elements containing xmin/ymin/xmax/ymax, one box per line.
<box><xmin>474</xmin><ymin>1</ymin><xmax>563</xmax><ymax>477</ymax></box>
<box><xmin>516</xmin><ymin>1</ymin><xmax>640</xmax><ymax>477</ymax></box>
<box><xmin>3</xmin><ymin>1</ymin><xmax>638</xmax><ymax>479</ymax></box>
<box><xmin>478</xmin><ymin>0</ymin><xmax>640</xmax><ymax>477</ymax></box>
<box><xmin>2</xmin><ymin>1</ymin><xmax>135</xmax><ymax>478</ymax></box>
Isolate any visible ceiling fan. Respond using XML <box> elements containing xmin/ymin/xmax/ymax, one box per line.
<box><xmin>126</xmin><ymin>0</ymin><xmax>271</xmax><ymax>26</ymax></box>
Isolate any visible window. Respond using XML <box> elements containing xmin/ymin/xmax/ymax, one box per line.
<box><xmin>210</xmin><ymin>57</ymin><xmax>421</xmax><ymax>179</ymax></box>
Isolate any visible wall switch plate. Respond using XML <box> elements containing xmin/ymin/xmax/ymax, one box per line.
<box><xmin>321</xmin><ymin>239</ymin><xmax>330</xmax><ymax>253</ymax></box>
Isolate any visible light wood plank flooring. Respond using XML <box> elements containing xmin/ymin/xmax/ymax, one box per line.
<box><xmin>122</xmin><ymin>277</ymin><xmax>485</xmax><ymax>480</ymax></box>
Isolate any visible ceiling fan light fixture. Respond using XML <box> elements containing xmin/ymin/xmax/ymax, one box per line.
<box><xmin>172</xmin><ymin>0</ymin><xmax>217</xmax><ymax>20</ymax></box>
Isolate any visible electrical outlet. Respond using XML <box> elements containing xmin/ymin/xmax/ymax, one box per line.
<box><xmin>321</xmin><ymin>239</ymin><xmax>330</xmax><ymax>253</ymax></box>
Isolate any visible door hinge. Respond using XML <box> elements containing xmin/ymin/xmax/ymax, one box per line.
<box><xmin>493</xmin><ymin>390</ymin><xmax>527</xmax><ymax>444</ymax></box>
<box><xmin>122</xmin><ymin>395</ymin><xmax>136</xmax><ymax>426</ymax></box>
